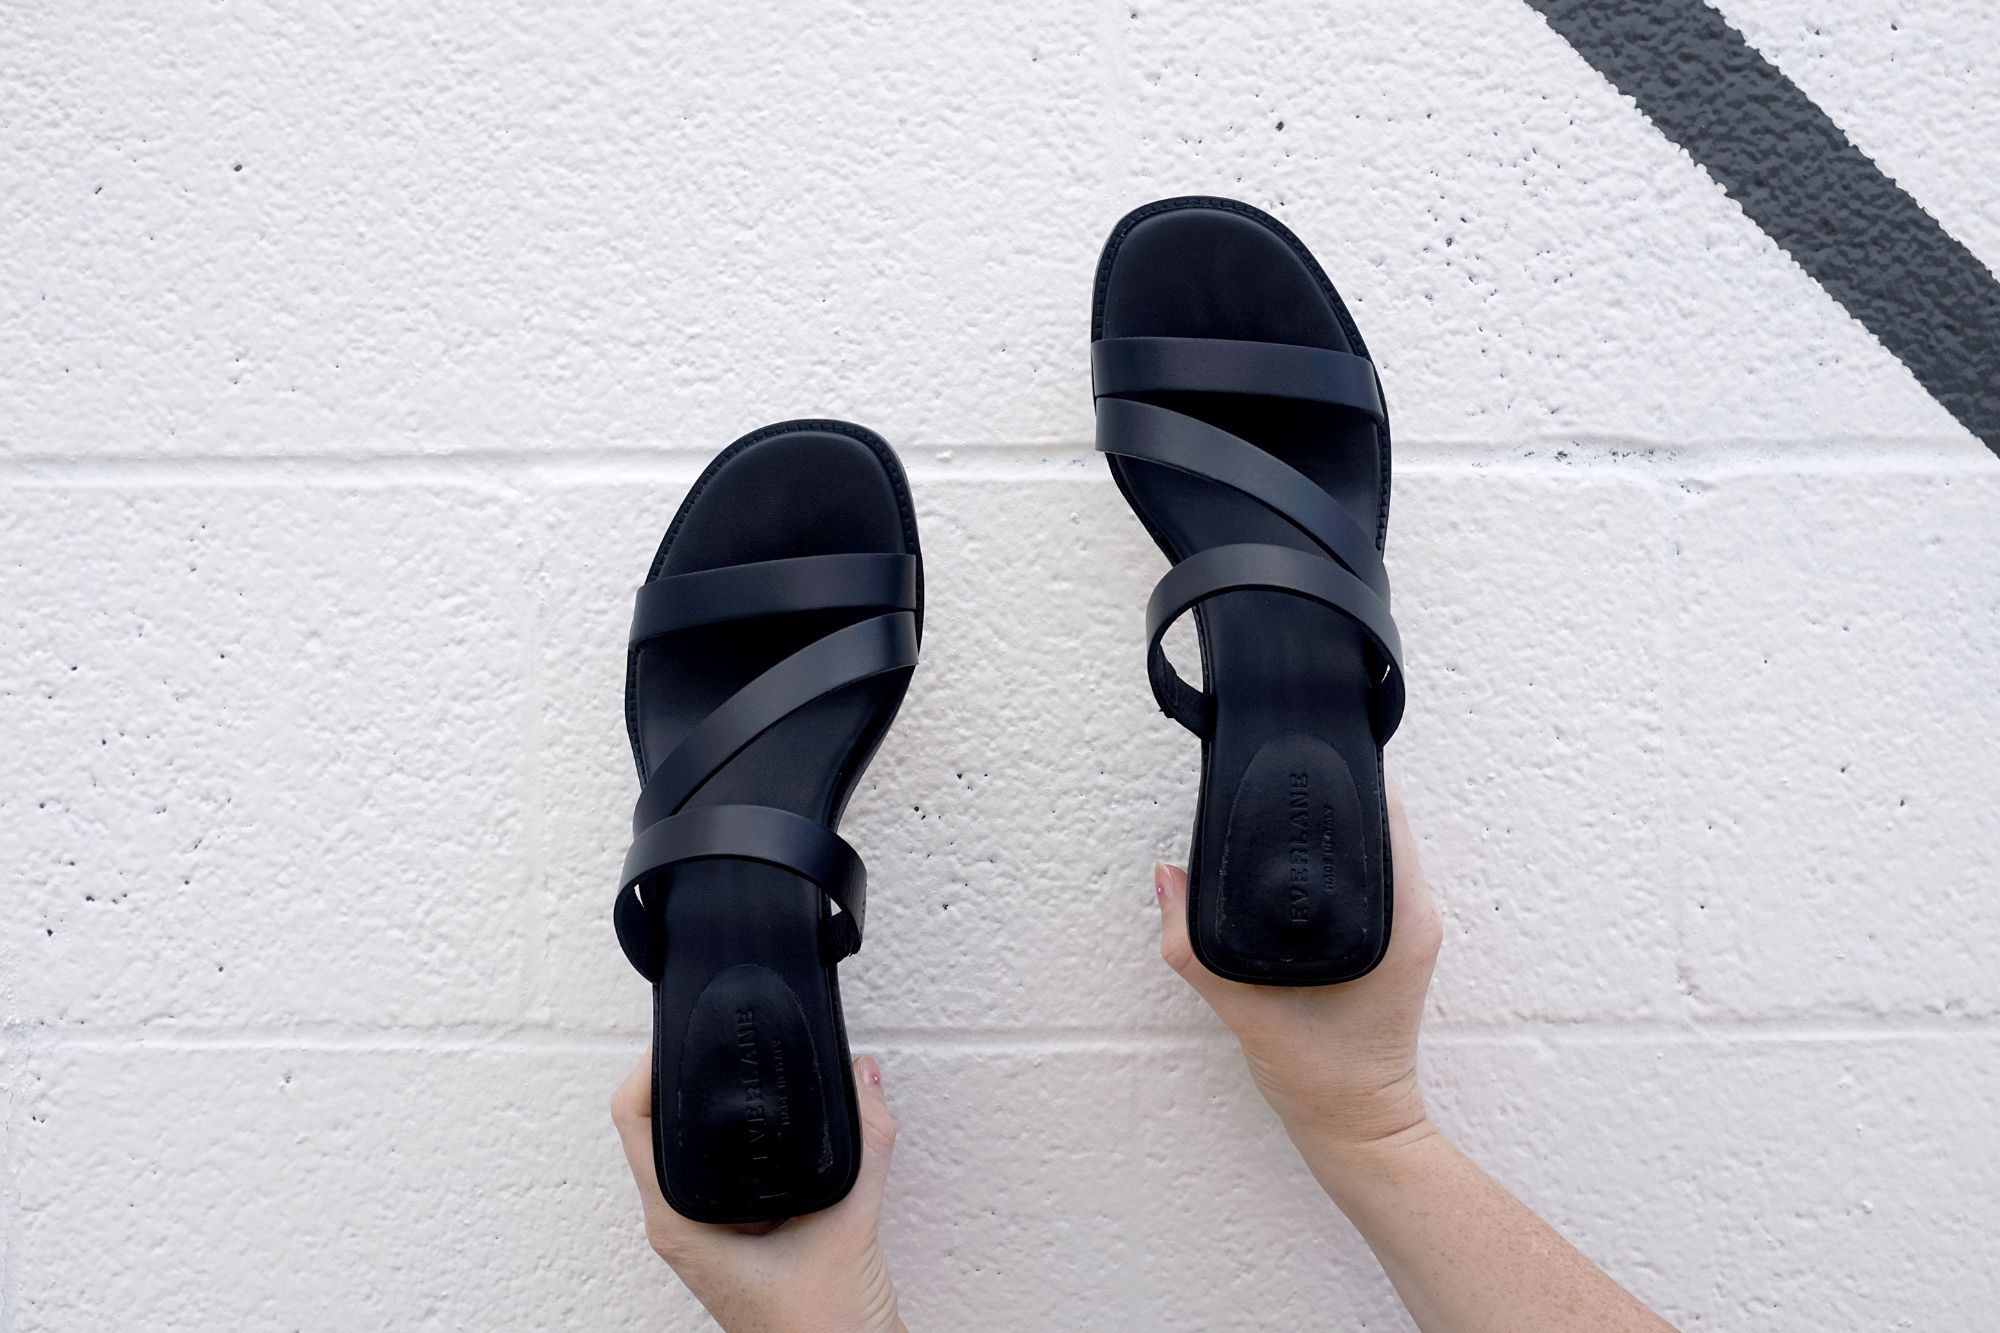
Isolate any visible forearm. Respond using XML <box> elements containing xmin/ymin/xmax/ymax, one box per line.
<box><xmin>1296</xmin><ymin>1121</ymin><xmax>1673</xmax><ymax>1333</ymax></box>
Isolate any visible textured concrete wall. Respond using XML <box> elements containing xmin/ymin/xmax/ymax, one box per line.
<box><xmin>4</xmin><ymin>2</ymin><xmax>1997</xmax><ymax>1329</ymax></box>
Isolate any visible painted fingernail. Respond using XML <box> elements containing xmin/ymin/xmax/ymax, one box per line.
<box><xmin>858</xmin><ymin>1055</ymin><xmax>883</xmax><ymax>1087</ymax></box>
<box><xmin>1154</xmin><ymin>863</ymin><xmax>1169</xmax><ymax>901</ymax></box>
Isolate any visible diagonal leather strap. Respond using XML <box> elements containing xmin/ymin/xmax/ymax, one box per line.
<box><xmin>1146</xmin><ymin>543</ymin><xmax>1405</xmax><ymax>743</ymax></box>
<box><xmin>1092</xmin><ymin>337</ymin><xmax>1385</xmax><ymax>420</ymax></box>
<box><xmin>614</xmin><ymin>804</ymin><xmax>867</xmax><ymax>981</ymax></box>
<box><xmin>631</xmin><ymin>610</ymin><xmax>919</xmax><ymax>836</ymax></box>
<box><xmin>630</xmin><ymin>553</ymin><xmax>919</xmax><ymax>644</ymax></box>
<box><xmin>1095</xmin><ymin>397</ymin><xmax>1389</xmax><ymax>598</ymax></box>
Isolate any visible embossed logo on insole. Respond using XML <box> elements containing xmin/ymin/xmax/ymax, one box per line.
<box><xmin>1288</xmin><ymin>771</ymin><xmax>1313</xmax><ymax>923</ymax></box>
<box><xmin>1221</xmin><ymin>736</ymin><xmax>1367</xmax><ymax>961</ymax></box>
<box><xmin>732</xmin><ymin>1004</ymin><xmax>797</xmax><ymax>1171</ymax></box>
<box><xmin>1321</xmin><ymin>801</ymin><xmax>1342</xmax><ymax>899</ymax></box>
<box><xmin>733</xmin><ymin>1006</ymin><xmax>772</xmax><ymax>1170</ymax></box>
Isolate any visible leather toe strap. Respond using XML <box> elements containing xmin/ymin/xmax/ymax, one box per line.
<box><xmin>1092</xmin><ymin>337</ymin><xmax>1385</xmax><ymax>420</ymax></box>
<box><xmin>630</xmin><ymin>553</ymin><xmax>919</xmax><ymax>644</ymax></box>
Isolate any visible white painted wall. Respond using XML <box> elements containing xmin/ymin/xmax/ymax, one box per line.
<box><xmin>5</xmin><ymin>2</ymin><xmax>1996</xmax><ymax>1329</ymax></box>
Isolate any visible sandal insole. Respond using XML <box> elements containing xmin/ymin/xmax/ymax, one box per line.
<box><xmin>629</xmin><ymin>425</ymin><xmax>918</xmax><ymax>1221</ymax></box>
<box><xmin>1097</xmin><ymin>201</ymin><xmax>1391</xmax><ymax>984</ymax></box>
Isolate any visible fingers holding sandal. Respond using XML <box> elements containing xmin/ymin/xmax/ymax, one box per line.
<box><xmin>1153</xmin><ymin>862</ymin><xmax>1191</xmax><ymax>971</ymax></box>
<box><xmin>1154</xmin><ymin>862</ymin><xmax>1213</xmax><ymax>993</ymax></box>
<box><xmin>1153</xmin><ymin>782</ymin><xmax>1440</xmax><ymax>1002</ymax></box>
<box><xmin>612</xmin><ymin>1050</ymin><xmax>906</xmax><ymax>1333</ymax></box>
<box><xmin>1155</xmin><ymin>861</ymin><xmax>1261</xmax><ymax>1024</ymax></box>
<box><xmin>609</xmin><ymin>1052</ymin><xmax>657</xmax><ymax>1200</ymax></box>
<box><xmin>1382</xmin><ymin>784</ymin><xmax>1443</xmax><ymax>974</ymax></box>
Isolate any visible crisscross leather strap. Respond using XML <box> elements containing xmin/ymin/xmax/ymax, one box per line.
<box><xmin>1092</xmin><ymin>337</ymin><xmax>1385</xmax><ymax>419</ymax></box>
<box><xmin>1095</xmin><ymin>397</ymin><xmax>1388</xmax><ymax>598</ymax></box>
<box><xmin>630</xmin><ymin>553</ymin><xmax>919</xmax><ymax>643</ymax></box>
<box><xmin>631</xmin><ymin>611</ymin><xmax>918</xmax><ymax>834</ymax></box>
<box><xmin>617</xmin><ymin>564</ymin><xmax>918</xmax><ymax>982</ymax></box>
<box><xmin>1094</xmin><ymin>335</ymin><xmax>1400</xmax><ymax>743</ymax></box>
<box><xmin>614</xmin><ymin>804</ymin><xmax>866</xmax><ymax>981</ymax></box>
<box><xmin>1147</xmin><ymin>544</ymin><xmax>1405</xmax><ymax>742</ymax></box>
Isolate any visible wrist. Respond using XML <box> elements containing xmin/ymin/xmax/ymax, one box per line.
<box><xmin>767</xmin><ymin>1297</ymin><xmax>905</xmax><ymax>1333</ymax></box>
<box><xmin>1264</xmin><ymin>1068</ymin><xmax>1431</xmax><ymax>1157</ymax></box>
<box><xmin>810</xmin><ymin>1247</ymin><xmax>903</xmax><ymax>1333</ymax></box>
<box><xmin>1284</xmin><ymin>1107</ymin><xmax>1447</xmax><ymax>1208</ymax></box>
<box><xmin>739</xmin><ymin>1244</ymin><xmax>903</xmax><ymax>1333</ymax></box>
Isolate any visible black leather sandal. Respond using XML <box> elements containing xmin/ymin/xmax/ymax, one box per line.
<box><xmin>612</xmin><ymin>419</ymin><xmax>922</xmax><ymax>1223</ymax></box>
<box><xmin>1092</xmin><ymin>196</ymin><xmax>1406</xmax><ymax>986</ymax></box>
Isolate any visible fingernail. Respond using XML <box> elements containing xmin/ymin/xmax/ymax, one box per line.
<box><xmin>859</xmin><ymin>1055</ymin><xmax>883</xmax><ymax>1087</ymax></box>
<box><xmin>1154</xmin><ymin>863</ymin><xmax>1169</xmax><ymax>901</ymax></box>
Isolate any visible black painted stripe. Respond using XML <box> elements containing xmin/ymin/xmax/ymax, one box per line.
<box><xmin>1525</xmin><ymin>0</ymin><xmax>2000</xmax><ymax>458</ymax></box>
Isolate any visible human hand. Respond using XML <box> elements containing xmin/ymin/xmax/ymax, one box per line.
<box><xmin>1155</xmin><ymin>787</ymin><xmax>1442</xmax><ymax>1161</ymax></box>
<box><xmin>612</xmin><ymin>1050</ymin><xmax>906</xmax><ymax>1333</ymax></box>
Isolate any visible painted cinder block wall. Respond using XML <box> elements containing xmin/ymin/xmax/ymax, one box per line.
<box><xmin>4</xmin><ymin>2</ymin><xmax>1997</xmax><ymax>1329</ymax></box>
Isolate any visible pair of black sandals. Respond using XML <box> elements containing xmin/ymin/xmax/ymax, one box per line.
<box><xmin>611</xmin><ymin>197</ymin><xmax>1406</xmax><ymax>1224</ymax></box>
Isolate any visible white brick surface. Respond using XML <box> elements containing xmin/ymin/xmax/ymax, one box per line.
<box><xmin>5</xmin><ymin>2</ymin><xmax>1999</xmax><ymax>1330</ymax></box>
<box><xmin>1670</xmin><ymin>471</ymin><xmax>2000</xmax><ymax>1019</ymax></box>
<box><xmin>11</xmin><ymin>1044</ymin><xmax>665</xmax><ymax>1330</ymax></box>
<box><xmin>2</xmin><ymin>486</ymin><xmax>536</xmax><ymax>1029</ymax></box>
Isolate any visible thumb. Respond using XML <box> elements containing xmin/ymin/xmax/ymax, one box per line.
<box><xmin>844</xmin><ymin>1055</ymin><xmax>898</xmax><ymax>1212</ymax></box>
<box><xmin>1155</xmin><ymin>862</ymin><xmax>1223</xmax><ymax>1004</ymax></box>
